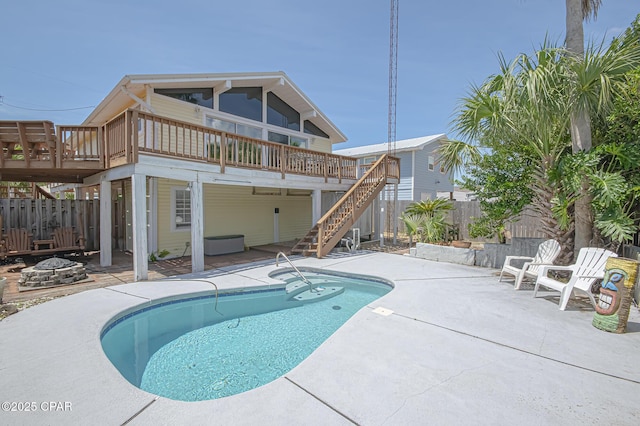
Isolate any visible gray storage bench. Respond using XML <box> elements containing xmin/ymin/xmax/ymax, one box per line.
<box><xmin>204</xmin><ymin>235</ymin><xmax>245</xmax><ymax>256</ymax></box>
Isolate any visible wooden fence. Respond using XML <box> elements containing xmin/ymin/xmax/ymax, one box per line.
<box><xmin>389</xmin><ymin>200</ymin><xmax>545</xmax><ymax>242</ymax></box>
<box><xmin>451</xmin><ymin>202</ymin><xmax>545</xmax><ymax>241</ymax></box>
<box><xmin>0</xmin><ymin>199</ymin><xmax>100</xmax><ymax>251</ymax></box>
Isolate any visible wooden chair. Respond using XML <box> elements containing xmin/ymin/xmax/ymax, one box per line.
<box><xmin>52</xmin><ymin>227</ymin><xmax>85</xmax><ymax>252</ymax></box>
<box><xmin>1</xmin><ymin>228</ymin><xmax>33</xmax><ymax>259</ymax></box>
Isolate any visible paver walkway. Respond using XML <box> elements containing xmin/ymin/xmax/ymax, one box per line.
<box><xmin>0</xmin><ymin>242</ymin><xmax>300</xmax><ymax>304</ymax></box>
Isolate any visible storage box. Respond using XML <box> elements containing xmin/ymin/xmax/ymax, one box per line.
<box><xmin>204</xmin><ymin>235</ymin><xmax>244</xmax><ymax>256</ymax></box>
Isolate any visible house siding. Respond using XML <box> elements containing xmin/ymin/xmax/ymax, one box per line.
<box><xmin>201</xmin><ymin>185</ymin><xmax>312</xmax><ymax>246</ymax></box>
<box><xmin>412</xmin><ymin>146</ymin><xmax>451</xmax><ymax>201</ymax></box>
<box><xmin>141</xmin><ymin>94</ymin><xmax>207</xmax><ymax>157</ymax></box>
<box><xmin>309</xmin><ymin>137</ymin><xmax>332</xmax><ymax>153</ymax></box>
<box><xmin>397</xmin><ymin>152</ymin><xmax>414</xmax><ymax>201</ymax></box>
<box><xmin>155</xmin><ymin>178</ymin><xmax>311</xmax><ymax>257</ymax></box>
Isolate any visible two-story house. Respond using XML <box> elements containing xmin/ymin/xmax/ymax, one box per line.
<box><xmin>0</xmin><ymin>72</ymin><xmax>399</xmax><ymax>280</ymax></box>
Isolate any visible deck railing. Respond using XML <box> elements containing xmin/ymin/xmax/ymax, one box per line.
<box><xmin>102</xmin><ymin>109</ymin><xmax>358</xmax><ymax>181</ymax></box>
<box><xmin>56</xmin><ymin>125</ymin><xmax>104</xmax><ymax>168</ymax></box>
<box><xmin>2</xmin><ymin>111</ymin><xmax>366</xmax><ymax>183</ymax></box>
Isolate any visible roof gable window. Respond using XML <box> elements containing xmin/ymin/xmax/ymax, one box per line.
<box><xmin>219</xmin><ymin>87</ymin><xmax>263</xmax><ymax>122</ymax></box>
<box><xmin>154</xmin><ymin>88</ymin><xmax>213</xmax><ymax>109</ymax></box>
<box><xmin>303</xmin><ymin>120</ymin><xmax>329</xmax><ymax>139</ymax></box>
<box><xmin>267</xmin><ymin>92</ymin><xmax>300</xmax><ymax>131</ymax></box>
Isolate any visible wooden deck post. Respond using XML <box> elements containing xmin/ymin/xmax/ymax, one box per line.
<box><xmin>324</xmin><ymin>153</ymin><xmax>329</xmax><ymax>183</ymax></box>
<box><xmin>131</xmin><ymin>110</ymin><xmax>139</xmax><ymax>164</ymax></box>
<box><xmin>98</xmin><ymin>126</ymin><xmax>105</xmax><ymax>169</ymax></box>
<box><xmin>281</xmin><ymin>146</ymin><xmax>286</xmax><ymax>179</ymax></box>
<box><xmin>124</xmin><ymin>111</ymin><xmax>132</xmax><ymax>163</ymax></box>
<box><xmin>220</xmin><ymin>133</ymin><xmax>226</xmax><ymax>174</ymax></box>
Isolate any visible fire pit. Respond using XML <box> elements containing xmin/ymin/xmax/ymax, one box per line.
<box><xmin>19</xmin><ymin>257</ymin><xmax>88</xmax><ymax>289</ymax></box>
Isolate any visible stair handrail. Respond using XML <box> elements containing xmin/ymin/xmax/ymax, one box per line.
<box><xmin>315</xmin><ymin>155</ymin><xmax>393</xmax><ymax>257</ymax></box>
<box><xmin>275</xmin><ymin>251</ymin><xmax>316</xmax><ymax>292</ymax></box>
<box><xmin>316</xmin><ymin>155</ymin><xmax>389</xmax><ymax>227</ymax></box>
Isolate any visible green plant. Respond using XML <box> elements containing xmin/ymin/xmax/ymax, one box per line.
<box><xmin>401</xmin><ymin>199</ymin><xmax>455</xmax><ymax>244</ymax></box>
<box><xmin>405</xmin><ymin>199</ymin><xmax>454</xmax><ymax>216</ymax></box>
<box><xmin>149</xmin><ymin>249</ymin><xmax>170</xmax><ymax>263</ymax></box>
<box><xmin>400</xmin><ymin>209</ymin><xmax>450</xmax><ymax>244</ymax></box>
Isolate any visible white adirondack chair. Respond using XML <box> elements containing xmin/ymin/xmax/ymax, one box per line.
<box><xmin>499</xmin><ymin>239</ymin><xmax>561</xmax><ymax>290</ymax></box>
<box><xmin>533</xmin><ymin>247</ymin><xmax>618</xmax><ymax>310</ymax></box>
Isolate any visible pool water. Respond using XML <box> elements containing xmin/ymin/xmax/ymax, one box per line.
<box><xmin>101</xmin><ymin>270</ymin><xmax>391</xmax><ymax>401</ymax></box>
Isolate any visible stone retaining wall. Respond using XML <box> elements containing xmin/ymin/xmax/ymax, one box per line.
<box><xmin>411</xmin><ymin>238</ymin><xmax>548</xmax><ymax>269</ymax></box>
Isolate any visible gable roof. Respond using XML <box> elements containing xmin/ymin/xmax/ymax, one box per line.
<box><xmin>333</xmin><ymin>134</ymin><xmax>447</xmax><ymax>157</ymax></box>
<box><xmin>82</xmin><ymin>71</ymin><xmax>347</xmax><ymax>143</ymax></box>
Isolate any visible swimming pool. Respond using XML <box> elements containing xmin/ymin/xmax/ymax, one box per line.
<box><xmin>101</xmin><ymin>268</ymin><xmax>392</xmax><ymax>401</ymax></box>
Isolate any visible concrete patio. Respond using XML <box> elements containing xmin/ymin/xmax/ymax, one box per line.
<box><xmin>0</xmin><ymin>251</ymin><xmax>638</xmax><ymax>425</ymax></box>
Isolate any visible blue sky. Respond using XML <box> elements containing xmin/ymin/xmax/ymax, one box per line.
<box><xmin>1</xmin><ymin>1</ymin><xmax>637</xmax><ymax>149</ymax></box>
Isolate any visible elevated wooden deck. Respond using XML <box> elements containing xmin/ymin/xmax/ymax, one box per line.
<box><xmin>0</xmin><ymin>121</ymin><xmax>104</xmax><ymax>183</ymax></box>
<box><xmin>1</xmin><ymin>111</ymin><xmax>361</xmax><ymax>184</ymax></box>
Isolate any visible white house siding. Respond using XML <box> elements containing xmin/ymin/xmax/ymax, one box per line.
<box><xmin>155</xmin><ymin>179</ymin><xmax>311</xmax><ymax>257</ymax></box>
<box><xmin>396</xmin><ymin>152</ymin><xmax>414</xmax><ymax>201</ymax></box>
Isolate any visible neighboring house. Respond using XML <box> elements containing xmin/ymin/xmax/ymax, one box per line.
<box><xmin>437</xmin><ymin>186</ymin><xmax>477</xmax><ymax>201</ymax></box>
<box><xmin>0</xmin><ymin>72</ymin><xmax>398</xmax><ymax>280</ymax></box>
<box><xmin>334</xmin><ymin>135</ymin><xmax>453</xmax><ymax>201</ymax></box>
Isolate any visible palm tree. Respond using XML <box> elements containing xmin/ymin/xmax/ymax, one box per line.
<box><xmin>400</xmin><ymin>198</ymin><xmax>454</xmax><ymax>244</ymax></box>
<box><xmin>565</xmin><ymin>0</ymin><xmax>602</xmax><ymax>251</ymax></box>
<box><xmin>440</xmin><ymin>40</ymin><xmax>640</xmax><ymax>260</ymax></box>
<box><xmin>447</xmin><ymin>48</ymin><xmax>576</xmax><ymax>257</ymax></box>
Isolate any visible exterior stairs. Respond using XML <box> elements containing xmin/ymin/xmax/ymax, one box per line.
<box><xmin>290</xmin><ymin>225</ymin><xmax>319</xmax><ymax>256</ymax></box>
<box><xmin>291</xmin><ymin>154</ymin><xmax>399</xmax><ymax>258</ymax></box>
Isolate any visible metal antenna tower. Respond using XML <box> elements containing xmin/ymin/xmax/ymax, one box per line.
<box><xmin>384</xmin><ymin>0</ymin><xmax>399</xmax><ymax>246</ymax></box>
<box><xmin>388</xmin><ymin>0</ymin><xmax>398</xmax><ymax>154</ymax></box>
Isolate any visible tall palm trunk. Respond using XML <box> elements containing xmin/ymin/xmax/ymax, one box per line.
<box><xmin>565</xmin><ymin>0</ymin><xmax>585</xmax><ymax>56</ymax></box>
<box><xmin>566</xmin><ymin>0</ymin><xmax>596</xmax><ymax>252</ymax></box>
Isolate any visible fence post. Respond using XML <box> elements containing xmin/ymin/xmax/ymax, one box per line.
<box><xmin>131</xmin><ymin>110</ymin><xmax>139</xmax><ymax>164</ymax></box>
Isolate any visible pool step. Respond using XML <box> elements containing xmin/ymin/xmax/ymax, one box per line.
<box><xmin>285</xmin><ymin>280</ymin><xmax>342</xmax><ymax>296</ymax></box>
<box><xmin>288</xmin><ymin>286</ymin><xmax>345</xmax><ymax>303</ymax></box>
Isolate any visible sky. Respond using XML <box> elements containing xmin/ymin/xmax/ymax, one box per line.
<box><xmin>1</xmin><ymin>1</ymin><xmax>638</xmax><ymax>149</ymax></box>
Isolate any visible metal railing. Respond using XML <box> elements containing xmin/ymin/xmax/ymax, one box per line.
<box><xmin>275</xmin><ymin>251</ymin><xmax>317</xmax><ymax>292</ymax></box>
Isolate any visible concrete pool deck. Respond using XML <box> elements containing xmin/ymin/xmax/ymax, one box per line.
<box><xmin>0</xmin><ymin>251</ymin><xmax>639</xmax><ymax>425</ymax></box>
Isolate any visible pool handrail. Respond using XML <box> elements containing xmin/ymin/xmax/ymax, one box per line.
<box><xmin>275</xmin><ymin>252</ymin><xmax>315</xmax><ymax>292</ymax></box>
